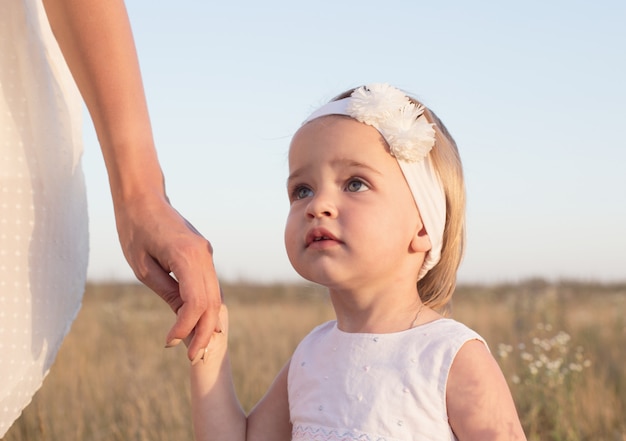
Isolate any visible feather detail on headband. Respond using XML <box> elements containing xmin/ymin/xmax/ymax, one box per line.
<box><xmin>347</xmin><ymin>84</ymin><xmax>436</xmax><ymax>163</ymax></box>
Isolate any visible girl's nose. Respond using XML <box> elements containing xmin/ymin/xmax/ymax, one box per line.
<box><xmin>306</xmin><ymin>192</ymin><xmax>337</xmax><ymax>219</ymax></box>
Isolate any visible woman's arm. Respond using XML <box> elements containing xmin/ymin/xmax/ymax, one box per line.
<box><xmin>447</xmin><ymin>340</ymin><xmax>527</xmax><ymax>441</ymax></box>
<box><xmin>41</xmin><ymin>0</ymin><xmax>221</xmax><ymax>360</ymax></box>
<box><xmin>191</xmin><ymin>305</ymin><xmax>292</xmax><ymax>441</ymax></box>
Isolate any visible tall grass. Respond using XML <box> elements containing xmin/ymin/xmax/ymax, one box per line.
<box><xmin>3</xmin><ymin>280</ymin><xmax>625</xmax><ymax>440</ymax></box>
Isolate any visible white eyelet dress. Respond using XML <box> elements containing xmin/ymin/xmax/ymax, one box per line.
<box><xmin>288</xmin><ymin>319</ymin><xmax>486</xmax><ymax>441</ymax></box>
<box><xmin>0</xmin><ymin>0</ymin><xmax>88</xmax><ymax>436</ymax></box>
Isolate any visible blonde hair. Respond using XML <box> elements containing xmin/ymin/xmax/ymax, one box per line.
<box><xmin>416</xmin><ymin>106</ymin><xmax>465</xmax><ymax>314</ymax></box>
<box><xmin>332</xmin><ymin>88</ymin><xmax>466</xmax><ymax>314</ymax></box>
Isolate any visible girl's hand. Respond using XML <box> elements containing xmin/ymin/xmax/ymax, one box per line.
<box><xmin>114</xmin><ymin>192</ymin><xmax>221</xmax><ymax>361</ymax></box>
<box><xmin>187</xmin><ymin>302</ymin><xmax>229</xmax><ymax>365</ymax></box>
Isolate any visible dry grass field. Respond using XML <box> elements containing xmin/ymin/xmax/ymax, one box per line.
<box><xmin>3</xmin><ymin>280</ymin><xmax>625</xmax><ymax>441</ymax></box>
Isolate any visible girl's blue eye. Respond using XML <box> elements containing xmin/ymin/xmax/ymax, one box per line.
<box><xmin>346</xmin><ymin>179</ymin><xmax>368</xmax><ymax>192</ymax></box>
<box><xmin>293</xmin><ymin>186</ymin><xmax>313</xmax><ymax>200</ymax></box>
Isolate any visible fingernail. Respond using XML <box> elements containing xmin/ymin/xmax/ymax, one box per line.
<box><xmin>191</xmin><ymin>348</ymin><xmax>204</xmax><ymax>366</ymax></box>
<box><xmin>165</xmin><ymin>338</ymin><xmax>182</xmax><ymax>348</ymax></box>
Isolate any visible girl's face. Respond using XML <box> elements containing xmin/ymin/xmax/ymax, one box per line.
<box><xmin>284</xmin><ymin>116</ymin><xmax>431</xmax><ymax>292</ymax></box>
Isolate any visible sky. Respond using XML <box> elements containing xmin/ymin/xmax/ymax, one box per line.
<box><xmin>82</xmin><ymin>0</ymin><xmax>626</xmax><ymax>284</ymax></box>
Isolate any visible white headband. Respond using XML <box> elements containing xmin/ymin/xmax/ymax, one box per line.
<box><xmin>302</xmin><ymin>83</ymin><xmax>446</xmax><ymax>280</ymax></box>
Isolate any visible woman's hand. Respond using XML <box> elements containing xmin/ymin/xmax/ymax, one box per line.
<box><xmin>115</xmin><ymin>192</ymin><xmax>222</xmax><ymax>361</ymax></box>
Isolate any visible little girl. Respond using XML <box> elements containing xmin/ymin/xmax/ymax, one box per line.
<box><xmin>190</xmin><ymin>84</ymin><xmax>527</xmax><ymax>440</ymax></box>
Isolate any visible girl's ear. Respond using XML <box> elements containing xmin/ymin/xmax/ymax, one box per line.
<box><xmin>410</xmin><ymin>224</ymin><xmax>432</xmax><ymax>253</ymax></box>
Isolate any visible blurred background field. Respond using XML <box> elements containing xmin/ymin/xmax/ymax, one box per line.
<box><xmin>3</xmin><ymin>280</ymin><xmax>625</xmax><ymax>441</ymax></box>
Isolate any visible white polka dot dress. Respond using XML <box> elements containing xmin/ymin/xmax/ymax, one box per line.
<box><xmin>288</xmin><ymin>319</ymin><xmax>486</xmax><ymax>441</ymax></box>
<box><xmin>0</xmin><ymin>0</ymin><xmax>88</xmax><ymax>436</ymax></box>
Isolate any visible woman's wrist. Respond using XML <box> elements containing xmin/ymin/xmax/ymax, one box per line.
<box><xmin>101</xmin><ymin>141</ymin><xmax>167</xmax><ymax>208</ymax></box>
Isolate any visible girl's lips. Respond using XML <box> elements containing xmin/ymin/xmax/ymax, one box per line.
<box><xmin>305</xmin><ymin>228</ymin><xmax>340</xmax><ymax>247</ymax></box>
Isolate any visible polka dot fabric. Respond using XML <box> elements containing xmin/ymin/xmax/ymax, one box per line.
<box><xmin>288</xmin><ymin>319</ymin><xmax>486</xmax><ymax>441</ymax></box>
<box><xmin>0</xmin><ymin>0</ymin><xmax>88</xmax><ymax>436</ymax></box>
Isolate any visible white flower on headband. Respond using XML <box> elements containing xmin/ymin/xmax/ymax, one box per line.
<box><xmin>347</xmin><ymin>84</ymin><xmax>436</xmax><ymax>162</ymax></box>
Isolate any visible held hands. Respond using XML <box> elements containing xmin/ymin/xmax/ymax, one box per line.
<box><xmin>186</xmin><ymin>303</ymin><xmax>229</xmax><ymax>365</ymax></box>
<box><xmin>114</xmin><ymin>192</ymin><xmax>222</xmax><ymax>361</ymax></box>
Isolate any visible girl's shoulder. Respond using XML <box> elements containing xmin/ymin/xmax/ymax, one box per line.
<box><xmin>446</xmin><ymin>327</ymin><xmax>527</xmax><ymax>439</ymax></box>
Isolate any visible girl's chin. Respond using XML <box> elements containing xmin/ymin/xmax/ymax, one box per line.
<box><xmin>294</xmin><ymin>267</ymin><xmax>336</xmax><ymax>286</ymax></box>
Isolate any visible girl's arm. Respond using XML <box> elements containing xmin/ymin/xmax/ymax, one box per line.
<box><xmin>190</xmin><ymin>313</ymin><xmax>246</xmax><ymax>441</ymax></box>
<box><xmin>447</xmin><ymin>340</ymin><xmax>527</xmax><ymax>441</ymax></box>
<box><xmin>41</xmin><ymin>0</ymin><xmax>220</xmax><ymax>360</ymax></box>
<box><xmin>191</xmin><ymin>305</ymin><xmax>292</xmax><ymax>441</ymax></box>
<box><xmin>247</xmin><ymin>363</ymin><xmax>293</xmax><ymax>440</ymax></box>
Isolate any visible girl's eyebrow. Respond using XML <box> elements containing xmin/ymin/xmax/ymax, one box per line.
<box><xmin>286</xmin><ymin>168</ymin><xmax>306</xmax><ymax>187</ymax></box>
<box><xmin>287</xmin><ymin>159</ymin><xmax>383</xmax><ymax>185</ymax></box>
<box><xmin>335</xmin><ymin>159</ymin><xmax>383</xmax><ymax>176</ymax></box>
